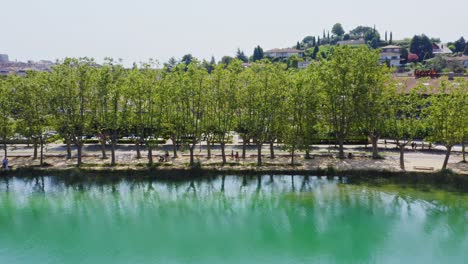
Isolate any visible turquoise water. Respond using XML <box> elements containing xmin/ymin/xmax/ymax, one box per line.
<box><xmin>1</xmin><ymin>175</ymin><xmax>467</xmax><ymax>263</ymax></box>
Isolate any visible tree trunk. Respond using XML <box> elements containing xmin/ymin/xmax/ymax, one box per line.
<box><xmin>207</xmin><ymin>138</ymin><xmax>211</xmax><ymax>159</ymax></box>
<box><xmin>370</xmin><ymin>135</ymin><xmax>379</xmax><ymax>159</ymax></box>
<box><xmin>269</xmin><ymin>141</ymin><xmax>275</xmax><ymax>159</ymax></box>
<box><xmin>290</xmin><ymin>146</ymin><xmax>295</xmax><ymax>166</ymax></box>
<box><xmin>40</xmin><ymin>136</ymin><xmax>44</xmax><ymax>166</ymax></box>
<box><xmin>147</xmin><ymin>143</ymin><xmax>153</xmax><ymax>166</ymax></box>
<box><xmin>76</xmin><ymin>141</ymin><xmax>83</xmax><ymax>167</ymax></box>
<box><xmin>220</xmin><ymin>141</ymin><xmax>226</xmax><ymax>165</ymax></box>
<box><xmin>256</xmin><ymin>142</ymin><xmax>262</xmax><ymax>166</ymax></box>
<box><xmin>338</xmin><ymin>137</ymin><xmax>345</xmax><ymax>159</ymax></box>
<box><xmin>136</xmin><ymin>139</ymin><xmax>141</xmax><ymax>159</ymax></box>
<box><xmin>111</xmin><ymin>138</ymin><xmax>116</xmax><ymax>166</ymax></box>
<box><xmin>305</xmin><ymin>148</ymin><xmax>311</xmax><ymax>159</ymax></box>
<box><xmin>66</xmin><ymin>137</ymin><xmax>72</xmax><ymax>159</ymax></box>
<box><xmin>33</xmin><ymin>140</ymin><xmax>38</xmax><ymax>160</ymax></box>
<box><xmin>442</xmin><ymin>145</ymin><xmax>452</xmax><ymax>170</ymax></box>
<box><xmin>189</xmin><ymin>145</ymin><xmax>195</xmax><ymax>167</ymax></box>
<box><xmin>242</xmin><ymin>139</ymin><xmax>246</xmax><ymax>159</ymax></box>
<box><xmin>100</xmin><ymin>134</ymin><xmax>107</xmax><ymax>159</ymax></box>
<box><xmin>3</xmin><ymin>142</ymin><xmax>7</xmax><ymax>157</ymax></box>
<box><xmin>171</xmin><ymin>136</ymin><xmax>178</xmax><ymax>158</ymax></box>
<box><xmin>462</xmin><ymin>142</ymin><xmax>466</xmax><ymax>163</ymax></box>
<box><xmin>399</xmin><ymin>145</ymin><xmax>405</xmax><ymax>171</ymax></box>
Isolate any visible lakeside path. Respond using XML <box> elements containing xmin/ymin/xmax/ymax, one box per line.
<box><xmin>3</xmin><ymin>139</ymin><xmax>467</xmax><ymax>174</ymax></box>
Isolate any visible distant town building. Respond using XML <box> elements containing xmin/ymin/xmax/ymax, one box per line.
<box><xmin>264</xmin><ymin>48</ymin><xmax>304</xmax><ymax>59</ymax></box>
<box><xmin>379</xmin><ymin>45</ymin><xmax>401</xmax><ymax>67</ymax></box>
<box><xmin>432</xmin><ymin>43</ymin><xmax>452</xmax><ymax>55</ymax></box>
<box><xmin>0</xmin><ymin>54</ymin><xmax>9</xmax><ymax>63</ymax></box>
<box><xmin>337</xmin><ymin>39</ymin><xmax>366</xmax><ymax>46</ymax></box>
<box><xmin>0</xmin><ymin>54</ymin><xmax>54</xmax><ymax>76</ymax></box>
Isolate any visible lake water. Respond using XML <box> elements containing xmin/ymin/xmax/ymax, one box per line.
<box><xmin>1</xmin><ymin>175</ymin><xmax>467</xmax><ymax>263</ymax></box>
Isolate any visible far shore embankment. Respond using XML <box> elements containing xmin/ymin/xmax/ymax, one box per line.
<box><xmin>2</xmin><ymin>140</ymin><xmax>467</xmax><ymax>191</ymax></box>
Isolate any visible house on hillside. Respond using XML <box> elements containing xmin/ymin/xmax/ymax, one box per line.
<box><xmin>336</xmin><ymin>39</ymin><xmax>366</xmax><ymax>46</ymax></box>
<box><xmin>264</xmin><ymin>48</ymin><xmax>304</xmax><ymax>59</ymax></box>
<box><xmin>432</xmin><ymin>43</ymin><xmax>452</xmax><ymax>55</ymax></box>
<box><xmin>379</xmin><ymin>45</ymin><xmax>401</xmax><ymax>67</ymax></box>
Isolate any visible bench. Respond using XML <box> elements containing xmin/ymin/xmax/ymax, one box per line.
<box><xmin>413</xmin><ymin>166</ymin><xmax>434</xmax><ymax>171</ymax></box>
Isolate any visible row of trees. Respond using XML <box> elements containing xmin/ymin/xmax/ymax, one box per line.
<box><xmin>0</xmin><ymin>46</ymin><xmax>467</xmax><ymax>170</ymax></box>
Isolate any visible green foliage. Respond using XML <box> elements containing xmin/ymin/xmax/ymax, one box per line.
<box><xmin>331</xmin><ymin>23</ymin><xmax>345</xmax><ymax>37</ymax></box>
<box><xmin>400</xmin><ymin>48</ymin><xmax>409</xmax><ymax>64</ymax></box>
<box><xmin>220</xmin><ymin>56</ymin><xmax>233</xmax><ymax>65</ymax></box>
<box><xmin>3</xmin><ymin>46</ymin><xmax>466</xmax><ymax>170</ymax></box>
<box><xmin>424</xmin><ymin>79</ymin><xmax>466</xmax><ymax>147</ymax></box>
<box><xmin>235</xmin><ymin>49</ymin><xmax>248</xmax><ymax>63</ymax></box>
<box><xmin>181</xmin><ymin>54</ymin><xmax>194</xmax><ymax>66</ymax></box>
<box><xmin>410</xmin><ymin>35</ymin><xmax>433</xmax><ymax>61</ymax></box>
<box><xmin>454</xmin><ymin>37</ymin><xmax>466</xmax><ymax>53</ymax></box>
<box><xmin>252</xmin><ymin>45</ymin><xmax>264</xmax><ymax>62</ymax></box>
<box><xmin>318</xmin><ymin>46</ymin><xmax>387</xmax><ymax>158</ymax></box>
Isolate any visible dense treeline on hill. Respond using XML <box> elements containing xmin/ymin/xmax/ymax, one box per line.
<box><xmin>205</xmin><ymin>23</ymin><xmax>467</xmax><ymax>72</ymax></box>
<box><xmin>0</xmin><ymin>46</ymin><xmax>467</xmax><ymax>169</ymax></box>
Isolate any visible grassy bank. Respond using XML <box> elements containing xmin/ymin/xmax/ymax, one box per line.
<box><xmin>1</xmin><ymin>165</ymin><xmax>467</xmax><ymax>192</ymax></box>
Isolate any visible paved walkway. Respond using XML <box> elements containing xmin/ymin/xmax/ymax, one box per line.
<box><xmin>3</xmin><ymin>140</ymin><xmax>467</xmax><ymax>174</ymax></box>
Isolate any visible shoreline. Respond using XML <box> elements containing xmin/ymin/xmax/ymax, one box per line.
<box><xmin>2</xmin><ymin>165</ymin><xmax>468</xmax><ymax>192</ymax></box>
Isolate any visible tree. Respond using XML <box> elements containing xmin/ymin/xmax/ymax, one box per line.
<box><xmin>93</xmin><ymin>59</ymin><xmax>128</xmax><ymax>166</ymax></box>
<box><xmin>319</xmin><ymin>46</ymin><xmax>380</xmax><ymax>159</ymax></box>
<box><xmin>354</xmin><ymin>51</ymin><xmax>393</xmax><ymax>159</ymax></box>
<box><xmin>350</xmin><ymin>26</ymin><xmax>377</xmax><ymax>40</ymax></box>
<box><xmin>400</xmin><ymin>48</ymin><xmax>409</xmax><ymax>64</ymax></box>
<box><xmin>454</xmin><ymin>37</ymin><xmax>466</xmax><ymax>53</ymax></box>
<box><xmin>331</xmin><ymin>23</ymin><xmax>345</xmax><ymax>37</ymax></box>
<box><xmin>252</xmin><ymin>45</ymin><xmax>264</xmax><ymax>62</ymax></box>
<box><xmin>239</xmin><ymin>61</ymin><xmax>286</xmax><ymax>165</ymax></box>
<box><xmin>220</xmin><ymin>56</ymin><xmax>233</xmax><ymax>65</ymax></box>
<box><xmin>169</xmin><ymin>62</ymin><xmax>208</xmax><ymax>167</ymax></box>
<box><xmin>424</xmin><ymin>78</ymin><xmax>467</xmax><ymax>170</ymax></box>
<box><xmin>202</xmin><ymin>58</ymin><xmax>215</xmax><ymax>73</ymax></box>
<box><xmin>181</xmin><ymin>54</ymin><xmax>194</xmax><ymax>66</ymax></box>
<box><xmin>369</xmin><ymin>37</ymin><xmax>379</xmax><ymax>49</ymax></box>
<box><xmin>209</xmin><ymin>60</ymin><xmax>242</xmax><ymax>164</ymax></box>
<box><xmin>464</xmin><ymin>45</ymin><xmax>468</xmax><ymax>55</ymax></box>
<box><xmin>236</xmin><ymin>49</ymin><xmax>248</xmax><ymax>63</ymax></box>
<box><xmin>311</xmin><ymin>46</ymin><xmax>319</xmax><ymax>60</ymax></box>
<box><xmin>283</xmin><ymin>67</ymin><xmax>320</xmax><ymax>164</ymax></box>
<box><xmin>14</xmin><ymin>71</ymin><xmax>51</xmax><ymax>165</ymax></box>
<box><xmin>164</xmin><ymin>57</ymin><xmax>178</xmax><ymax>71</ymax></box>
<box><xmin>0</xmin><ymin>77</ymin><xmax>15</xmax><ymax>159</ymax></box>
<box><xmin>387</xmin><ymin>83</ymin><xmax>425</xmax><ymax>170</ymax></box>
<box><xmin>127</xmin><ymin>62</ymin><xmax>162</xmax><ymax>165</ymax></box>
<box><xmin>389</xmin><ymin>32</ymin><xmax>393</xmax><ymax>44</ymax></box>
<box><xmin>410</xmin><ymin>35</ymin><xmax>433</xmax><ymax>61</ymax></box>
<box><xmin>50</xmin><ymin>58</ymin><xmax>97</xmax><ymax>166</ymax></box>
<box><xmin>302</xmin><ymin>36</ymin><xmax>315</xmax><ymax>46</ymax></box>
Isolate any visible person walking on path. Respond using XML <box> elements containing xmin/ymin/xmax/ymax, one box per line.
<box><xmin>2</xmin><ymin>157</ymin><xmax>9</xmax><ymax>171</ymax></box>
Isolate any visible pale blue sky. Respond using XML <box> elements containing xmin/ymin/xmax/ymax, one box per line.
<box><xmin>2</xmin><ymin>0</ymin><xmax>467</xmax><ymax>65</ymax></box>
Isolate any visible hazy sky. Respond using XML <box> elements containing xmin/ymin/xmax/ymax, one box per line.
<box><xmin>2</xmin><ymin>0</ymin><xmax>467</xmax><ymax>65</ymax></box>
